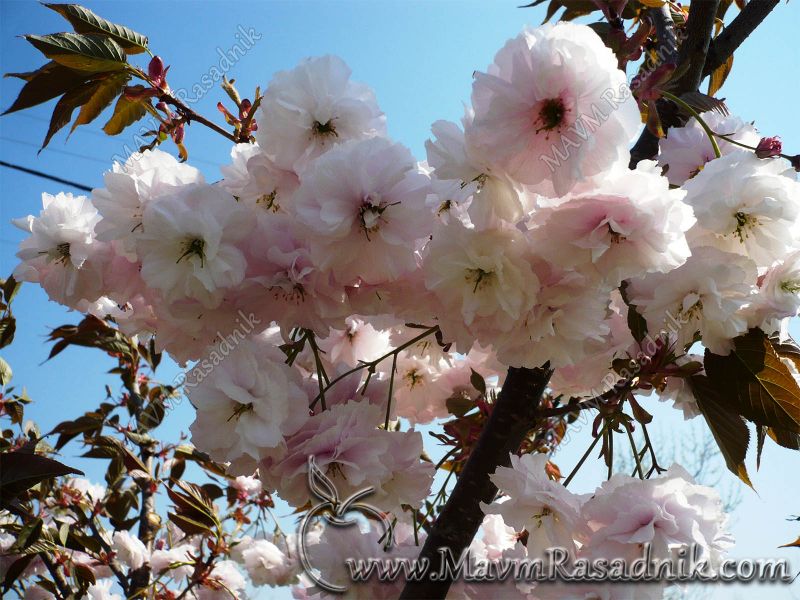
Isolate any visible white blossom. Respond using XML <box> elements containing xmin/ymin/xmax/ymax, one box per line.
<box><xmin>293</xmin><ymin>137</ymin><xmax>432</xmax><ymax>286</ymax></box>
<box><xmin>255</xmin><ymin>55</ymin><xmax>386</xmax><ymax>173</ymax></box>
<box><xmin>469</xmin><ymin>23</ymin><xmax>639</xmax><ymax>195</ymax></box>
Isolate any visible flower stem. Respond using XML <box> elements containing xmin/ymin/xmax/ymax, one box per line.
<box><xmin>661</xmin><ymin>90</ymin><xmax>722</xmax><ymax>158</ymax></box>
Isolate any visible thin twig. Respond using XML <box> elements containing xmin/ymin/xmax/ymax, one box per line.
<box><xmin>563</xmin><ymin>425</ymin><xmax>605</xmax><ymax>488</ymax></box>
<box><xmin>40</xmin><ymin>552</ymin><xmax>72</xmax><ymax>599</ymax></box>
<box><xmin>309</xmin><ymin>326</ymin><xmax>439</xmax><ymax>411</ymax></box>
<box><xmin>384</xmin><ymin>353</ymin><xmax>398</xmax><ymax>431</ymax></box>
<box><xmin>625</xmin><ymin>423</ymin><xmax>645</xmax><ymax>480</ymax></box>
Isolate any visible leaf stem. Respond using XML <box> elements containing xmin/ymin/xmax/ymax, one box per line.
<box><xmin>563</xmin><ymin>424</ymin><xmax>605</xmax><ymax>488</ymax></box>
<box><xmin>661</xmin><ymin>90</ymin><xmax>722</xmax><ymax>158</ymax></box>
<box><xmin>625</xmin><ymin>422</ymin><xmax>645</xmax><ymax>480</ymax></box>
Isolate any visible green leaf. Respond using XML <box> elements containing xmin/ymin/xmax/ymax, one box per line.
<box><xmin>704</xmin><ymin>329</ymin><xmax>800</xmax><ymax>433</ymax></box>
<box><xmin>756</xmin><ymin>424</ymin><xmax>766</xmax><ymax>470</ymax></box>
<box><xmin>0</xmin><ymin>452</ymin><xmax>83</xmax><ymax>506</ymax></box>
<box><xmin>689</xmin><ymin>374</ymin><xmax>753</xmax><ymax>488</ymax></box>
<box><xmin>2</xmin><ymin>61</ymin><xmax>88</xmax><ymax>115</ymax></box>
<box><xmin>70</xmin><ymin>71</ymin><xmax>129</xmax><ymax>133</ymax></box>
<box><xmin>0</xmin><ymin>356</ymin><xmax>11</xmax><ymax>386</ymax></box>
<box><xmin>8</xmin><ymin>518</ymin><xmax>43</xmax><ymax>554</ymax></box>
<box><xmin>50</xmin><ymin>414</ymin><xmax>104</xmax><ymax>450</ymax></box>
<box><xmin>1</xmin><ymin>276</ymin><xmax>21</xmax><ymax>305</ymax></box>
<box><xmin>619</xmin><ymin>281</ymin><xmax>648</xmax><ymax>343</ymax></box>
<box><xmin>167</xmin><ymin>512</ymin><xmax>215</xmax><ymax>537</ymax></box>
<box><xmin>677</xmin><ymin>91</ymin><xmax>729</xmax><ymax>117</ymax></box>
<box><xmin>780</xmin><ymin>535</ymin><xmax>800</xmax><ymax>549</ymax></box>
<box><xmin>138</xmin><ymin>397</ymin><xmax>165</xmax><ymax>432</ymax></box>
<box><xmin>771</xmin><ymin>335</ymin><xmax>800</xmax><ymax>373</ymax></box>
<box><xmin>446</xmin><ymin>393</ymin><xmax>474</xmax><ymax>418</ymax></box>
<box><xmin>24</xmin><ymin>32</ymin><xmax>126</xmax><ymax>72</ymax></box>
<box><xmin>469</xmin><ymin>368</ymin><xmax>486</xmax><ymax>396</ymax></box>
<box><xmin>44</xmin><ymin>3</ymin><xmax>149</xmax><ymax>54</ymax></box>
<box><xmin>41</xmin><ymin>78</ymin><xmax>107</xmax><ymax>149</ymax></box>
<box><xmin>707</xmin><ymin>53</ymin><xmax>733</xmax><ymax>97</ymax></box>
<box><xmin>767</xmin><ymin>426</ymin><xmax>800</xmax><ymax>451</ymax></box>
<box><xmin>2</xmin><ymin>555</ymin><xmax>35</xmax><ymax>592</ymax></box>
<box><xmin>102</xmin><ymin>94</ymin><xmax>147</xmax><ymax>135</ymax></box>
<box><xmin>0</xmin><ymin>317</ymin><xmax>15</xmax><ymax>350</ymax></box>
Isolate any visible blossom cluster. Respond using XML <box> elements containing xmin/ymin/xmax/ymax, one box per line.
<box><xmin>0</xmin><ymin>475</ymin><xmax>296</xmax><ymax>600</ymax></box>
<box><xmin>11</xmin><ymin>20</ymin><xmax>800</xmax><ymax>596</ymax></box>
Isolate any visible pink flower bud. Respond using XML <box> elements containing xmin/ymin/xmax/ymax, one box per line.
<box><xmin>755</xmin><ymin>136</ymin><xmax>782</xmax><ymax>158</ymax></box>
<box><xmin>148</xmin><ymin>56</ymin><xmax>166</xmax><ymax>83</ymax></box>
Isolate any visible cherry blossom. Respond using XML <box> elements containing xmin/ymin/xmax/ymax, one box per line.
<box><xmin>138</xmin><ymin>182</ymin><xmax>252</xmax><ymax>308</ymax></box>
<box><xmin>93</xmin><ymin>149</ymin><xmax>204</xmax><ymax>259</ymax></box>
<box><xmin>683</xmin><ymin>150</ymin><xmax>800</xmax><ymax>266</ymax></box>
<box><xmin>626</xmin><ymin>246</ymin><xmax>757</xmax><ymax>355</ymax></box>
<box><xmin>658</xmin><ymin>110</ymin><xmax>760</xmax><ymax>186</ymax></box>
<box><xmin>259</xmin><ymin>401</ymin><xmax>433</xmax><ymax>515</ymax></box>
<box><xmin>255</xmin><ymin>55</ymin><xmax>386</xmax><ymax>173</ymax></box>
<box><xmin>188</xmin><ymin>333</ymin><xmax>310</xmax><ymax>474</ymax></box>
<box><xmin>13</xmin><ymin>192</ymin><xmax>107</xmax><ymax>309</ymax></box>
<box><xmin>483</xmin><ymin>453</ymin><xmax>584</xmax><ymax>556</ymax></box>
<box><xmin>293</xmin><ymin>137</ymin><xmax>432</xmax><ymax>286</ymax></box>
<box><xmin>469</xmin><ymin>22</ymin><xmax>639</xmax><ymax>195</ymax></box>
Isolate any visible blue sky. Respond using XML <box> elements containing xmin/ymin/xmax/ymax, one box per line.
<box><xmin>1</xmin><ymin>1</ymin><xmax>800</xmax><ymax>598</ymax></box>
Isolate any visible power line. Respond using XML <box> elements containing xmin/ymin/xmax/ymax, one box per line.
<box><xmin>0</xmin><ymin>136</ymin><xmax>111</xmax><ymax>166</ymax></box>
<box><xmin>0</xmin><ymin>160</ymin><xmax>92</xmax><ymax>192</ymax></box>
<box><xmin>5</xmin><ymin>113</ymin><xmax>224</xmax><ymax>168</ymax></box>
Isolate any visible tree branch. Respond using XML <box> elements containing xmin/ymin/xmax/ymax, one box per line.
<box><xmin>399</xmin><ymin>365</ymin><xmax>553</xmax><ymax>599</ymax></box>
<box><xmin>127</xmin><ymin>378</ymin><xmax>158</xmax><ymax>597</ymax></box>
<box><xmin>630</xmin><ymin>0</ymin><xmax>778</xmax><ymax>167</ymax></box>
<box><xmin>40</xmin><ymin>552</ymin><xmax>72</xmax><ymax>599</ymax></box>
<box><xmin>628</xmin><ymin>4</ymin><xmax>679</xmax><ymax>168</ymax></box>
<box><xmin>673</xmin><ymin>0</ymin><xmax>720</xmax><ymax>92</ymax></box>
<box><xmin>703</xmin><ymin>0</ymin><xmax>779</xmax><ymax>77</ymax></box>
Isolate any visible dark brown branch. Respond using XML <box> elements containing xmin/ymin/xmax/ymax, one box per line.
<box><xmin>631</xmin><ymin>0</ymin><xmax>778</xmax><ymax>167</ymax></box>
<box><xmin>703</xmin><ymin>0</ymin><xmax>779</xmax><ymax>77</ymax></box>
<box><xmin>650</xmin><ymin>3</ymin><xmax>680</xmax><ymax>65</ymax></box>
<box><xmin>40</xmin><ymin>552</ymin><xmax>72</xmax><ymax>599</ymax></box>
<box><xmin>89</xmin><ymin>515</ymin><xmax>130</xmax><ymax>595</ymax></box>
<box><xmin>628</xmin><ymin>5</ymin><xmax>679</xmax><ymax>168</ymax></box>
<box><xmin>127</xmin><ymin>379</ymin><xmax>157</xmax><ymax>597</ymax></box>
<box><xmin>631</xmin><ymin>1</ymin><xmax>720</xmax><ymax>167</ymax></box>
<box><xmin>399</xmin><ymin>365</ymin><xmax>552</xmax><ymax>599</ymax></box>
<box><xmin>673</xmin><ymin>0</ymin><xmax>720</xmax><ymax>92</ymax></box>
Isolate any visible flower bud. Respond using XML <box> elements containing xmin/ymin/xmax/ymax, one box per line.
<box><xmin>755</xmin><ymin>136</ymin><xmax>782</xmax><ymax>158</ymax></box>
<box><xmin>148</xmin><ymin>56</ymin><xmax>166</xmax><ymax>83</ymax></box>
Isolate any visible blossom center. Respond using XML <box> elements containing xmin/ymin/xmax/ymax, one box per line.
<box><xmin>177</xmin><ymin>237</ymin><xmax>206</xmax><ymax>267</ymax></box>
<box><xmin>257</xmin><ymin>190</ymin><xmax>279</xmax><ymax>212</ymax></box>
<box><xmin>732</xmin><ymin>210</ymin><xmax>758</xmax><ymax>241</ymax></box>
<box><xmin>535</xmin><ymin>98</ymin><xmax>567</xmax><ymax>133</ymax></box>
<box><xmin>677</xmin><ymin>292</ymin><xmax>703</xmax><ymax>321</ymax></box>
<box><xmin>359</xmin><ymin>194</ymin><xmax>399</xmax><ymax>239</ymax></box>
<box><xmin>404</xmin><ymin>368</ymin><xmax>425</xmax><ymax>389</ymax></box>
<box><xmin>48</xmin><ymin>242</ymin><xmax>72</xmax><ymax>265</ymax></box>
<box><xmin>311</xmin><ymin>119</ymin><xmax>338</xmax><ymax>138</ymax></box>
<box><xmin>780</xmin><ymin>280</ymin><xmax>800</xmax><ymax>294</ymax></box>
<box><xmin>608</xmin><ymin>223</ymin><xmax>627</xmax><ymax>244</ymax></box>
<box><xmin>227</xmin><ymin>402</ymin><xmax>253</xmax><ymax>422</ymax></box>
<box><xmin>531</xmin><ymin>506</ymin><xmax>553</xmax><ymax>529</ymax></box>
<box><xmin>465</xmin><ymin>268</ymin><xmax>495</xmax><ymax>293</ymax></box>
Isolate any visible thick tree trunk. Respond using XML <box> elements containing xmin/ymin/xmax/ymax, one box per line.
<box><xmin>399</xmin><ymin>365</ymin><xmax>552</xmax><ymax>599</ymax></box>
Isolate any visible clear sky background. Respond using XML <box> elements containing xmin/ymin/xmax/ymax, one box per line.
<box><xmin>2</xmin><ymin>1</ymin><xmax>800</xmax><ymax>599</ymax></box>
